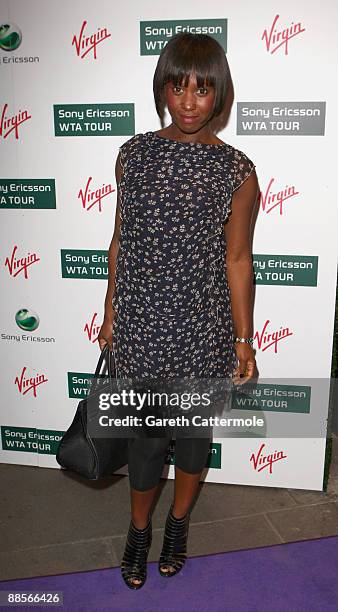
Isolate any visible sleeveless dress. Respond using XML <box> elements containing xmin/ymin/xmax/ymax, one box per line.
<box><xmin>111</xmin><ymin>131</ymin><xmax>255</xmax><ymax>381</ymax></box>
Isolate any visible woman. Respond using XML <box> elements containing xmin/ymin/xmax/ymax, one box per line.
<box><xmin>98</xmin><ymin>32</ymin><xmax>258</xmax><ymax>589</ymax></box>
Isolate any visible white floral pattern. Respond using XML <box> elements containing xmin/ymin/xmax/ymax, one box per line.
<box><xmin>112</xmin><ymin>131</ymin><xmax>255</xmax><ymax>379</ymax></box>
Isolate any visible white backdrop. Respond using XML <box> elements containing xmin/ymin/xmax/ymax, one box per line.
<box><xmin>1</xmin><ymin>0</ymin><xmax>337</xmax><ymax>490</ymax></box>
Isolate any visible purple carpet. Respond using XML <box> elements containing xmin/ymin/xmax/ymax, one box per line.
<box><xmin>1</xmin><ymin>537</ymin><xmax>337</xmax><ymax>611</ymax></box>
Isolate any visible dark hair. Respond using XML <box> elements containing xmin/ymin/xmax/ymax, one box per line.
<box><xmin>153</xmin><ymin>33</ymin><xmax>230</xmax><ymax>123</ymax></box>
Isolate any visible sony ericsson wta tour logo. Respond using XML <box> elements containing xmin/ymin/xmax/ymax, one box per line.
<box><xmin>254</xmin><ymin>320</ymin><xmax>293</xmax><ymax>353</ymax></box>
<box><xmin>5</xmin><ymin>245</ymin><xmax>40</xmax><ymax>279</ymax></box>
<box><xmin>260</xmin><ymin>178</ymin><xmax>300</xmax><ymax>215</ymax></box>
<box><xmin>262</xmin><ymin>14</ymin><xmax>305</xmax><ymax>55</ymax></box>
<box><xmin>15</xmin><ymin>367</ymin><xmax>48</xmax><ymax>397</ymax></box>
<box><xmin>84</xmin><ymin>313</ymin><xmax>101</xmax><ymax>343</ymax></box>
<box><xmin>72</xmin><ymin>20</ymin><xmax>111</xmax><ymax>59</ymax></box>
<box><xmin>78</xmin><ymin>177</ymin><xmax>115</xmax><ymax>212</ymax></box>
<box><xmin>0</xmin><ymin>103</ymin><xmax>31</xmax><ymax>140</ymax></box>
<box><xmin>250</xmin><ymin>443</ymin><xmax>287</xmax><ymax>474</ymax></box>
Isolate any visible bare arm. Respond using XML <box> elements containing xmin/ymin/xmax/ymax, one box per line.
<box><xmin>224</xmin><ymin>170</ymin><xmax>259</xmax><ymax>381</ymax></box>
<box><xmin>98</xmin><ymin>153</ymin><xmax>123</xmax><ymax>350</ymax></box>
<box><xmin>103</xmin><ymin>153</ymin><xmax>123</xmax><ymax>320</ymax></box>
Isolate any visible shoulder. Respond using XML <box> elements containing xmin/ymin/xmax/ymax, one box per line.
<box><xmin>221</xmin><ymin>143</ymin><xmax>256</xmax><ymax>192</ymax></box>
<box><xmin>117</xmin><ymin>133</ymin><xmax>146</xmax><ymax>170</ymax></box>
<box><xmin>119</xmin><ymin>132</ymin><xmax>142</xmax><ymax>154</ymax></box>
<box><xmin>119</xmin><ymin>132</ymin><xmax>143</xmax><ymax>147</ymax></box>
<box><xmin>223</xmin><ymin>142</ymin><xmax>255</xmax><ymax>169</ymax></box>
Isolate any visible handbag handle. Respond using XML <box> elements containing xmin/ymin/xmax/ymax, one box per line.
<box><xmin>94</xmin><ymin>344</ymin><xmax>116</xmax><ymax>378</ymax></box>
<box><xmin>88</xmin><ymin>344</ymin><xmax>117</xmax><ymax>398</ymax></box>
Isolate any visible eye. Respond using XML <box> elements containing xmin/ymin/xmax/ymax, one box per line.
<box><xmin>172</xmin><ymin>85</ymin><xmax>183</xmax><ymax>94</ymax></box>
<box><xmin>197</xmin><ymin>87</ymin><xmax>209</xmax><ymax>95</ymax></box>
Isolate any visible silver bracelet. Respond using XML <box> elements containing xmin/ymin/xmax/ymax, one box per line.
<box><xmin>234</xmin><ymin>337</ymin><xmax>254</xmax><ymax>346</ymax></box>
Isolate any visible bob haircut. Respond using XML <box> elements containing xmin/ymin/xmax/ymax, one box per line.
<box><xmin>153</xmin><ymin>32</ymin><xmax>230</xmax><ymax>123</ymax></box>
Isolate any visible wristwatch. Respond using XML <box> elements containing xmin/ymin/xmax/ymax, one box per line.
<box><xmin>234</xmin><ymin>337</ymin><xmax>254</xmax><ymax>347</ymax></box>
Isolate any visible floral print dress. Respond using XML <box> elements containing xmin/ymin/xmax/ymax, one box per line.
<box><xmin>111</xmin><ymin>131</ymin><xmax>255</xmax><ymax>381</ymax></box>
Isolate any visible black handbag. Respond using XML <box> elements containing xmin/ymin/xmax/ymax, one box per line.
<box><xmin>56</xmin><ymin>345</ymin><xmax>129</xmax><ymax>480</ymax></box>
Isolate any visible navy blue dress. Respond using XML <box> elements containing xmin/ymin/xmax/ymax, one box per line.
<box><xmin>112</xmin><ymin>131</ymin><xmax>255</xmax><ymax>381</ymax></box>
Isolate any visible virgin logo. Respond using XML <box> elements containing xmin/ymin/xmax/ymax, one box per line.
<box><xmin>254</xmin><ymin>320</ymin><xmax>293</xmax><ymax>353</ymax></box>
<box><xmin>78</xmin><ymin>177</ymin><xmax>115</xmax><ymax>212</ymax></box>
<box><xmin>262</xmin><ymin>14</ymin><xmax>305</xmax><ymax>55</ymax></box>
<box><xmin>250</xmin><ymin>443</ymin><xmax>287</xmax><ymax>474</ymax></box>
<box><xmin>0</xmin><ymin>103</ymin><xmax>31</xmax><ymax>140</ymax></box>
<box><xmin>84</xmin><ymin>313</ymin><xmax>101</xmax><ymax>343</ymax></box>
<box><xmin>72</xmin><ymin>20</ymin><xmax>111</xmax><ymax>59</ymax></box>
<box><xmin>15</xmin><ymin>367</ymin><xmax>48</xmax><ymax>397</ymax></box>
<box><xmin>260</xmin><ymin>178</ymin><xmax>300</xmax><ymax>215</ymax></box>
<box><xmin>5</xmin><ymin>245</ymin><xmax>40</xmax><ymax>279</ymax></box>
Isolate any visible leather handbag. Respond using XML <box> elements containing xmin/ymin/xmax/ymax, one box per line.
<box><xmin>56</xmin><ymin>345</ymin><xmax>129</xmax><ymax>480</ymax></box>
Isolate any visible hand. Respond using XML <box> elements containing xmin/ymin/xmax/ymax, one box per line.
<box><xmin>97</xmin><ymin>315</ymin><xmax>116</xmax><ymax>352</ymax></box>
<box><xmin>232</xmin><ymin>342</ymin><xmax>256</xmax><ymax>386</ymax></box>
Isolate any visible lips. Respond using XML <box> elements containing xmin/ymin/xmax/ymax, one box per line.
<box><xmin>180</xmin><ymin>114</ymin><xmax>199</xmax><ymax>123</ymax></box>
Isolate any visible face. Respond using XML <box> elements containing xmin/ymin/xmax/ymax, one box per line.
<box><xmin>164</xmin><ymin>72</ymin><xmax>216</xmax><ymax>134</ymax></box>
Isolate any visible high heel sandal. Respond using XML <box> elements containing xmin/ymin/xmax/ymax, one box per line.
<box><xmin>121</xmin><ymin>516</ymin><xmax>152</xmax><ymax>590</ymax></box>
<box><xmin>158</xmin><ymin>504</ymin><xmax>190</xmax><ymax>577</ymax></box>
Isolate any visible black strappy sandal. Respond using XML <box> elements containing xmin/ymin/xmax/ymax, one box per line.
<box><xmin>121</xmin><ymin>516</ymin><xmax>152</xmax><ymax>590</ymax></box>
<box><xmin>158</xmin><ymin>504</ymin><xmax>190</xmax><ymax>577</ymax></box>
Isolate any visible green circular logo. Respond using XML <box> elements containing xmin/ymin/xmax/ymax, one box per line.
<box><xmin>15</xmin><ymin>308</ymin><xmax>39</xmax><ymax>331</ymax></box>
<box><xmin>0</xmin><ymin>23</ymin><xmax>22</xmax><ymax>51</ymax></box>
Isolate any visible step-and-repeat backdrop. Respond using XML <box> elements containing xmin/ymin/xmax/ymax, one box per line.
<box><xmin>1</xmin><ymin>0</ymin><xmax>337</xmax><ymax>490</ymax></box>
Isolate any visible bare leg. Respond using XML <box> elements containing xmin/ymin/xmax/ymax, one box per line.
<box><xmin>172</xmin><ymin>466</ymin><xmax>202</xmax><ymax>517</ymax></box>
<box><xmin>128</xmin><ymin>437</ymin><xmax>172</xmax><ymax>529</ymax></box>
<box><xmin>160</xmin><ymin>466</ymin><xmax>202</xmax><ymax>575</ymax></box>
<box><xmin>130</xmin><ymin>467</ymin><xmax>201</xmax><ymax>527</ymax></box>
<box><xmin>122</xmin><ymin>484</ymin><xmax>159</xmax><ymax>587</ymax></box>
<box><xmin>130</xmin><ymin>484</ymin><xmax>159</xmax><ymax>529</ymax></box>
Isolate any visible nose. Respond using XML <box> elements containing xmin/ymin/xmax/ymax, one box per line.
<box><xmin>181</xmin><ymin>90</ymin><xmax>196</xmax><ymax>111</ymax></box>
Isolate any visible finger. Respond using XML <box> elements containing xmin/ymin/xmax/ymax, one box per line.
<box><xmin>232</xmin><ymin>365</ymin><xmax>241</xmax><ymax>380</ymax></box>
<box><xmin>104</xmin><ymin>337</ymin><xmax>113</xmax><ymax>352</ymax></box>
<box><xmin>238</xmin><ymin>360</ymin><xmax>256</xmax><ymax>384</ymax></box>
<box><xmin>98</xmin><ymin>338</ymin><xmax>107</xmax><ymax>351</ymax></box>
<box><xmin>233</xmin><ymin>357</ymin><xmax>254</xmax><ymax>385</ymax></box>
<box><xmin>246</xmin><ymin>360</ymin><xmax>256</xmax><ymax>375</ymax></box>
<box><xmin>237</xmin><ymin>358</ymin><xmax>247</xmax><ymax>377</ymax></box>
<box><xmin>232</xmin><ymin>365</ymin><xmax>247</xmax><ymax>386</ymax></box>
